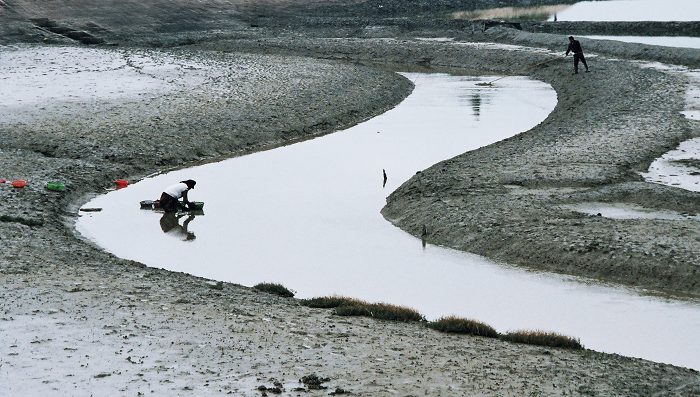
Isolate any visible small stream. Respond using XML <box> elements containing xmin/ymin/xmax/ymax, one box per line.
<box><xmin>77</xmin><ymin>73</ymin><xmax>700</xmax><ymax>370</ymax></box>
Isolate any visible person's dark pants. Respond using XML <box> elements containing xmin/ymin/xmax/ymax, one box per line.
<box><xmin>574</xmin><ymin>53</ymin><xmax>588</xmax><ymax>73</ymax></box>
<box><xmin>159</xmin><ymin>192</ymin><xmax>178</xmax><ymax>212</ymax></box>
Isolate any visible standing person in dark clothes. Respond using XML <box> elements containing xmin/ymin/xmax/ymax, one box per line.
<box><xmin>159</xmin><ymin>179</ymin><xmax>196</xmax><ymax>212</ymax></box>
<box><xmin>565</xmin><ymin>36</ymin><xmax>589</xmax><ymax>74</ymax></box>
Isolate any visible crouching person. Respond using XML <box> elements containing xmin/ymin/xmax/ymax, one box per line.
<box><xmin>159</xmin><ymin>179</ymin><xmax>196</xmax><ymax>212</ymax></box>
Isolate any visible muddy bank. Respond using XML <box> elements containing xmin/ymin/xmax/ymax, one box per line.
<box><xmin>2</xmin><ymin>38</ymin><xmax>699</xmax><ymax>395</ymax></box>
<box><xmin>0</xmin><ymin>39</ymin><xmax>698</xmax><ymax>395</ymax></box>
<box><xmin>1</xmin><ymin>4</ymin><xmax>700</xmax><ymax>395</ymax></box>
<box><xmin>0</xmin><ymin>0</ymin><xmax>574</xmax><ymax>46</ymax></box>
<box><xmin>6</xmin><ymin>256</ymin><xmax>700</xmax><ymax>396</ymax></box>
<box><xmin>13</xmin><ymin>0</ymin><xmax>699</xmax><ymax>48</ymax></box>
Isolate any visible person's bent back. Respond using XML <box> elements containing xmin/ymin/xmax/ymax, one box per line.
<box><xmin>159</xmin><ymin>179</ymin><xmax>196</xmax><ymax>212</ymax></box>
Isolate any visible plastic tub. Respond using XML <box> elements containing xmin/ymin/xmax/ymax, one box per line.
<box><xmin>11</xmin><ymin>180</ymin><xmax>27</xmax><ymax>188</ymax></box>
<box><xmin>46</xmin><ymin>182</ymin><xmax>66</xmax><ymax>191</ymax></box>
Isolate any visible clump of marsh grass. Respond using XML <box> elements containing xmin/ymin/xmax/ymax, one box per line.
<box><xmin>301</xmin><ymin>295</ymin><xmax>424</xmax><ymax>322</ymax></box>
<box><xmin>253</xmin><ymin>282</ymin><xmax>295</xmax><ymax>298</ymax></box>
<box><xmin>427</xmin><ymin>316</ymin><xmax>498</xmax><ymax>338</ymax></box>
<box><xmin>335</xmin><ymin>301</ymin><xmax>424</xmax><ymax>322</ymax></box>
<box><xmin>301</xmin><ymin>297</ymin><xmax>584</xmax><ymax>348</ymax></box>
<box><xmin>500</xmin><ymin>330</ymin><xmax>583</xmax><ymax>350</ymax></box>
<box><xmin>300</xmin><ymin>296</ymin><xmax>362</xmax><ymax>308</ymax></box>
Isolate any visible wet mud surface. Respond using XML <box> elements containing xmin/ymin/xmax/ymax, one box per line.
<box><xmin>2</xmin><ymin>0</ymin><xmax>700</xmax><ymax>395</ymax></box>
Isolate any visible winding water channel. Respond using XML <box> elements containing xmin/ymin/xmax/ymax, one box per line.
<box><xmin>77</xmin><ymin>73</ymin><xmax>700</xmax><ymax>370</ymax></box>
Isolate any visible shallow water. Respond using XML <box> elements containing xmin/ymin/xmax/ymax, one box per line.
<box><xmin>77</xmin><ymin>73</ymin><xmax>700</xmax><ymax>370</ymax></box>
<box><xmin>641</xmin><ymin>70</ymin><xmax>700</xmax><ymax>192</ymax></box>
<box><xmin>584</xmin><ymin>35</ymin><xmax>700</xmax><ymax>50</ymax></box>
<box><xmin>550</xmin><ymin>0</ymin><xmax>700</xmax><ymax>21</ymax></box>
<box><xmin>563</xmin><ymin>202</ymin><xmax>700</xmax><ymax>221</ymax></box>
<box><xmin>642</xmin><ymin>137</ymin><xmax>700</xmax><ymax>192</ymax></box>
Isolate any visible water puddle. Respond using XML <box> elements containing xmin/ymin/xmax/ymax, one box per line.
<box><xmin>641</xmin><ymin>69</ymin><xmax>700</xmax><ymax>191</ymax></box>
<box><xmin>563</xmin><ymin>202</ymin><xmax>700</xmax><ymax>221</ymax></box>
<box><xmin>583</xmin><ymin>35</ymin><xmax>700</xmax><ymax>50</ymax></box>
<box><xmin>77</xmin><ymin>73</ymin><xmax>700</xmax><ymax>370</ymax></box>
<box><xmin>642</xmin><ymin>137</ymin><xmax>700</xmax><ymax>192</ymax></box>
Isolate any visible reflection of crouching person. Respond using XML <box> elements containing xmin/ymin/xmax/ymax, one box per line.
<box><xmin>159</xmin><ymin>179</ymin><xmax>196</xmax><ymax>212</ymax></box>
<box><xmin>160</xmin><ymin>213</ymin><xmax>196</xmax><ymax>241</ymax></box>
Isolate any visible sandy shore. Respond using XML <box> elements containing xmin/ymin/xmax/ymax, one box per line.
<box><xmin>2</xmin><ymin>8</ymin><xmax>700</xmax><ymax>397</ymax></box>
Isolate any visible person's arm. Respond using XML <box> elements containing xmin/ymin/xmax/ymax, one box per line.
<box><xmin>182</xmin><ymin>190</ymin><xmax>191</xmax><ymax>204</ymax></box>
<box><xmin>182</xmin><ymin>214</ymin><xmax>195</xmax><ymax>231</ymax></box>
<box><xmin>565</xmin><ymin>42</ymin><xmax>571</xmax><ymax>56</ymax></box>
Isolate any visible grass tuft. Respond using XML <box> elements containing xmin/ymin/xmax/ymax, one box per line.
<box><xmin>300</xmin><ymin>296</ymin><xmax>362</xmax><ymax>308</ymax></box>
<box><xmin>427</xmin><ymin>316</ymin><xmax>498</xmax><ymax>338</ymax></box>
<box><xmin>301</xmin><ymin>296</ymin><xmax>424</xmax><ymax>322</ymax></box>
<box><xmin>335</xmin><ymin>302</ymin><xmax>424</xmax><ymax>322</ymax></box>
<box><xmin>253</xmin><ymin>282</ymin><xmax>295</xmax><ymax>298</ymax></box>
<box><xmin>500</xmin><ymin>330</ymin><xmax>583</xmax><ymax>350</ymax></box>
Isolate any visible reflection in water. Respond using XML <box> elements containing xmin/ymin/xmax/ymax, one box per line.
<box><xmin>458</xmin><ymin>86</ymin><xmax>491</xmax><ymax>120</ymax></box>
<box><xmin>471</xmin><ymin>93</ymin><xmax>482</xmax><ymax>119</ymax></box>
<box><xmin>159</xmin><ymin>213</ymin><xmax>197</xmax><ymax>241</ymax></box>
<box><xmin>471</xmin><ymin>92</ymin><xmax>483</xmax><ymax>119</ymax></box>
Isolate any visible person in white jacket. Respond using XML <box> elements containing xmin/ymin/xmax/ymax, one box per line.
<box><xmin>159</xmin><ymin>179</ymin><xmax>196</xmax><ymax>212</ymax></box>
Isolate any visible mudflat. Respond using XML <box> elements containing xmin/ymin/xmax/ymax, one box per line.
<box><xmin>1</xmin><ymin>0</ymin><xmax>700</xmax><ymax>395</ymax></box>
